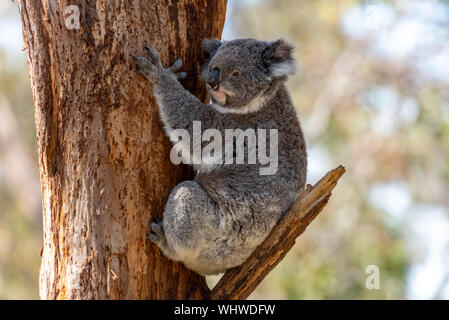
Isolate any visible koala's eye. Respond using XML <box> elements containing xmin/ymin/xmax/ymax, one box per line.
<box><xmin>230</xmin><ymin>70</ymin><xmax>242</xmax><ymax>77</ymax></box>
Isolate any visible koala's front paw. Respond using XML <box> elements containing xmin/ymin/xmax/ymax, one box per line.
<box><xmin>133</xmin><ymin>47</ymin><xmax>161</xmax><ymax>83</ymax></box>
<box><xmin>133</xmin><ymin>46</ymin><xmax>187</xmax><ymax>82</ymax></box>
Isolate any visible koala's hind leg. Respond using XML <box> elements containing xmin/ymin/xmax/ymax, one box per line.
<box><xmin>148</xmin><ymin>181</ymin><xmax>220</xmax><ymax>265</ymax></box>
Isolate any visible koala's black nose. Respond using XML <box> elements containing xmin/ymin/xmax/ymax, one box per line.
<box><xmin>207</xmin><ymin>67</ymin><xmax>220</xmax><ymax>90</ymax></box>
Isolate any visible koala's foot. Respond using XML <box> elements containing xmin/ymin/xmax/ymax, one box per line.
<box><xmin>133</xmin><ymin>46</ymin><xmax>187</xmax><ymax>82</ymax></box>
<box><xmin>147</xmin><ymin>217</ymin><xmax>175</xmax><ymax>258</ymax></box>
<box><xmin>148</xmin><ymin>217</ymin><xmax>163</xmax><ymax>241</ymax></box>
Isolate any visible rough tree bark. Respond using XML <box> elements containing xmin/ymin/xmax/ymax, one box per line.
<box><xmin>18</xmin><ymin>0</ymin><xmax>227</xmax><ymax>299</ymax></box>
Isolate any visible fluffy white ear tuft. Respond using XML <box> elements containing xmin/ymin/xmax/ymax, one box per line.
<box><xmin>270</xmin><ymin>60</ymin><xmax>297</xmax><ymax>77</ymax></box>
<box><xmin>263</xmin><ymin>39</ymin><xmax>297</xmax><ymax>78</ymax></box>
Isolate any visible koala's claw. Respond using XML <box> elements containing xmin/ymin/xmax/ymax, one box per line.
<box><xmin>144</xmin><ymin>46</ymin><xmax>161</xmax><ymax>66</ymax></box>
<box><xmin>176</xmin><ymin>72</ymin><xmax>188</xmax><ymax>80</ymax></box>
<box><xmin>151</xmin><ymin>221</ymin><xmax>163</xmax><ymax>233</ymax></box>
<box><xmin>169</xmin><ymin>59</ymin><xmax>182</xmax><ymax>72</ymax></box>
<box><xmin>134</xmin><ymin>56</ymin><xmax>157</xmax><ymax>80</ymax></box>
<box><xmin>148</xmin><ymin>219</ymin><xmax>166</xmax><ymax>248</ymax></box>
<box><xmin>169</xmin><ymin>59</ymin><xmax>187</xmax><ymax>80</ymax></box>
<box><xmin>153</xmin><ymin>216</ymin><xmax>161</xmax><ymax>224</ymax></box>
<box><xmin>149</xmin><ymin>218</ymin><xmax>164</xmax><ymax>241</ymax></box>
<box><xmin>147</xmin><ymin>232</ymin><xmax>160</xmax><ymax>244</ymax></box>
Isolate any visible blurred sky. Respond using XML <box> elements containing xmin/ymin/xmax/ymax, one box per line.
<box><xmin>1</xmin><ymin>0</ymin><xmax>448</xmax><ymax>299</ymax></box>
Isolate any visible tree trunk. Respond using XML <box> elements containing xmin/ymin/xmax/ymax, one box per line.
<box><xmin>17</xmin><ymin>0</ymin><xmax>227</xmax><ymax>299</ymax></box>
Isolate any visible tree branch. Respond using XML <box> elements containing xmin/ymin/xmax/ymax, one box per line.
<box><xmin>209</xmin><ymin>166</ymin><xmax>346</xmax><ymax>300</ymax></box>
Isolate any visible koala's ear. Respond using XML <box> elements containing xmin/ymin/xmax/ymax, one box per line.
<box><xmin>202</xmin><ymin>39</ymin><xmax>223</xmax><ymax>62</ymax></box>
<box><xmin>200</xmin><ymin>39</ymin><xmax>223</xmax><ymax>80</ymax></box>
<box><xmin>262</xmin><ymin>39</ymin><xmax>297</xmax><ymax>78</ymax></box>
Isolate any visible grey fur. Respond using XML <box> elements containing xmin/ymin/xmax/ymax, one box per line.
<box><xmin>134</xmin><ymin>38</ymin><xmax>307</xmax><ymax>275</ymax></box>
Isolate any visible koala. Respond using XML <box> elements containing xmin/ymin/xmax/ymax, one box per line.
<box><xmin>133</xmin><ymin>38</ymin><xmax>307</xmax><ymax>275</ymax></box>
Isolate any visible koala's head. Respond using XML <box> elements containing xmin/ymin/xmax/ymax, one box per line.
<box><xmin>201</xmin><ymin>38</ymin><xmax>296</xmax><ymax>110</ymax></box>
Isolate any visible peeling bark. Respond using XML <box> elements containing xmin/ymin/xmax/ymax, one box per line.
<box><xmin>18</xmin><ymin>0</ymin><xmax>227</xmax><ymax>299</ymax></box>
